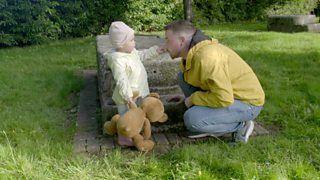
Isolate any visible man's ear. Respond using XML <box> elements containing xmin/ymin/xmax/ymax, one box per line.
<box><xmin>179</xmin><ymin>36</ymin><xmax>186</xmax><ymax>45</ymax></box>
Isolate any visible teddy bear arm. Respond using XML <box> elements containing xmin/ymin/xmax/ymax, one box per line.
<box><xmin>103</xmin><ymin>114</ymin><xmax>120</xmax><ymax>135</ymax></box>
<box><xmin>148</xmin><ymin>92</ymin><xmax>160</xmax><ymax>99</ymax></box>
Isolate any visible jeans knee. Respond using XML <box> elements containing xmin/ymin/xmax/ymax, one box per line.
<box><xmin>183</xmin><ymin>109</ymin><xmax>198</xmax><ymax>131</ymax></box>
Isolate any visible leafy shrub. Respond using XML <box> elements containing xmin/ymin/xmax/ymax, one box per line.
<box><xmin>0</xmin><ymin>0</ymin><xmax>182</xmax><ymax>47</ymax></box>
<box><xmin>0</xmin><ymin>0</ymin><xmax>61</xmax><ymax>46</ymax></box>
<box><xmin>53</xmin><ymin>0</ymin><xmax>90</xmax><ymax>37</ymax></box>
<box><xmin>193</xmin><ymin>0</ymin><xmax>319</xmax><ymax>25</ymax></box>
<box><xmin>121</xmin><ymin>0</ymin><xmax>183</xmax><ymax>31</ymax></box>
<box><xmin>1</xmin><ymin>0</ymin><xmax>318</xmax><ymax>47</ymax></box>
<box><xmin>315</xmin><ymin>1</ymin><xmax>320</xmax><ymax>16</ymax></box>
<box><xmin>193</xmin><ymin>0</ymin><xmax>225</xmax><ymax>25</ymax></box>
<box><xmin>266</xmin><ymin>0</ymin><xmax>319</xmax><ymax>15</ymax></box>
<box><xmin>192</xmin><ymin>0</ymin><xmax>274</xmax><ymax>25</ymax></box>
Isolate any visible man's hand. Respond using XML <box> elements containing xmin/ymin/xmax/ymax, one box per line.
<box><xmin>184</xmin><ymin>97</ymin><xmax>193</xmax><ymax>108</ymax></box>
<box><xmin>156</xmin><ymin>45</ymin><xmax>167</xmax><ymax>54</ymax></box>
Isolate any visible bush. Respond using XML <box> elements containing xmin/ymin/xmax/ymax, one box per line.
<box><xmin>0</xmin><ymin>0</ymin><xmax>61</xmax><ymax>46</ymax></box>
<box><xmin>266</xmin><ymin>0</ymin><xmax>319</xmax><ymax>15</ymax></box>
<box><xmin>121</xmin><ymin>0</ymin><xmax>183</xmax><ymax>31</ymax></box>
<box><xmin>193</xmin><ymin>0</ymin><xmax>225</xmax><ymax>25</ymax></box>
<box><xmin>54</xmin><ymin>0</ymin><xmax>90</xmax><ymax>37</ymax></box>
<box><xmin>0</xmin><ymin>0</ymin><xmax>182</xmax><ymax>47</ymax></box>
<box><xmin>192</xmin><ymin>0</ymin><xmax>275</xmax><ymax>25</ymax></box>
<box><xmin>193</xmin><ymin>0</ymin><xmax>319</xmax><ymax>25</ymax></box>
<box><xmin>1</xmin><ymin>0</ymin><xmax>318</xmax><ymax>47</ymax></box>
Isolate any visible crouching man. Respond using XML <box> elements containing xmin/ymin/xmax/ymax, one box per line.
<box><xmin>164</xmin><ymin>20</ymin><xmax>265</xmax><ymax>143</ymax></box>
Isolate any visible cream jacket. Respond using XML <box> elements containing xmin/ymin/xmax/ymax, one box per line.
<box><xmin>104</xmin><ymin>46</ymin><xmax>159</xmax><ymax>105</ymax></box>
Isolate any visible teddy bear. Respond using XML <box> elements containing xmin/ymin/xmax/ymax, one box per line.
<box><xmin>140</xmin><ymin>92</ymin><xmax>168</xmax><ymax>123</ymax></box>
<box><xmin>104</xmin><ymin>93</ymin><xmax>168</xmax><ymax>151</ymax></box>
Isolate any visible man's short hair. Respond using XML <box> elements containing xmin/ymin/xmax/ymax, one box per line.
<box><xmin>164</xmin><ymin>20</ymin><xmax>196</xmax><ymax>36</ymax></box>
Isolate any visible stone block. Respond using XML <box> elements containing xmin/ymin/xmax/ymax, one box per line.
<box><xmin>267</xmin><ymin>15</ymin><xmax>319</xmax><ymax>33</ymax></box>
<box><xmin>307</xmin><ymin>23</ymin><xmax>320</xmax><ymax>32</ymax></box>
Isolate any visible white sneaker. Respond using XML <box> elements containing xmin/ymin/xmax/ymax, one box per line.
<box><xmin>236</xmin><ymin>121</ymin><xmax>254</xmax><ymax>143</ymax></box>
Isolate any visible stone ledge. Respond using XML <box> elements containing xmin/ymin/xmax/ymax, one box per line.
<box><xmin>307</xmin><ymin>23</ymin><xmax>320</xmax><ymax>32</ymax></box>
<box><xmin>268</xmin><ymin>15</ymin><xmax>317</xmax><ymax>25</ymax></box>
<box><xmin>267</xmin><ymin>15</ymin><xmax>319</xmax><ymax>33</ymax></box>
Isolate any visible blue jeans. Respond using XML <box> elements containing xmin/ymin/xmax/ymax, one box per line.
<box><xmin>178</xmin><ymin>72</ymin><xmax>263</xmax><ymax>134</ymax></box>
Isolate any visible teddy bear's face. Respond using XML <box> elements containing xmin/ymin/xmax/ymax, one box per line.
<box><xmin>117</xmin><ymin>108</ymin><xmax>146</xmax><ymax>137</ymax></box>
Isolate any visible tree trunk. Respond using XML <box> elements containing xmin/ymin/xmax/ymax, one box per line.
<box><xmin>183</xmin><ymin>0</ymin><xmax>193</xmax><ymax>22</ymax></box>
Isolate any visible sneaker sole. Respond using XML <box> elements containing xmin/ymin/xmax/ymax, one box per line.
<box><xmin>188</xmin><ymin>133</ymin><xmax>224</xmax><ymax>139</ymax></box>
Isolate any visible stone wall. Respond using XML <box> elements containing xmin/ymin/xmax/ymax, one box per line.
<box><xmin>96</xmin><ymin>35</ymin><xmax>186</xmax><ymax>127</ymax></box>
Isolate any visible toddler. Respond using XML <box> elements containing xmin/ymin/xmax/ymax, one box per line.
<box><xmin>104</xmin><ymin>21</ymin><xmax>166</xmax><ymax>146</ymax></box>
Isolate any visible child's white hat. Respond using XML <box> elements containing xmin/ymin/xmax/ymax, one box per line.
<box><xmin>109</xmin><ymin>21</ymin><xmax>134</xmax><ymax>48</ymax></box>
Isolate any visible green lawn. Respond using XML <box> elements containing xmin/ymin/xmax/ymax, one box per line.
<box><xmin>1</xmin><ymin>23</ymin><xmax>320</xmax><ymax>179</ymax></box>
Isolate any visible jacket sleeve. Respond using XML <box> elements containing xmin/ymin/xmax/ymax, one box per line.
<box><xmin>190</xmin><ymin>58</ymin><xmax>234</xmax><ymax>107</ymax></box>
<box><xmin>137</xmin><ymin>46</ymin><xmax>159</xmax><ymax>61</ymax></box>
<box><xmin>108</xmin><ymin>58</ymin><xmax>133</xmax><ymax>101</ymax></box>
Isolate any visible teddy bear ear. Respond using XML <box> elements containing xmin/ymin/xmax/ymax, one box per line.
<box><xmin>148</xmin><ymin>92</ymin><xmax>160</xmax><ymax>99</ymax></box>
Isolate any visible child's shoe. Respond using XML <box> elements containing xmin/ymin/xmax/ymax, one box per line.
<box><xmin>117</xmin><ymin>134</ymin><xmax>134</xmax><ymax>146</ymax></box>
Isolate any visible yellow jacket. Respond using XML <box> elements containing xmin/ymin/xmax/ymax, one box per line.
<box><xmin>181</xmin><ymin>39</ymin><xmax>265</xmax><ymax>108</ymax></box>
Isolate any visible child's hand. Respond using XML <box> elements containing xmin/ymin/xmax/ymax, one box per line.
<box><xmin>127</xmin><ymin>96</ymin><xmax>139</xmax><ymax>104</ymax></box>
<box><xmin>127</xmin><ymin>97</ymin><xmax>135</xmax><ymax>104</ymax></box>
<box><xmin>156</xmin><ymin>45</ymin><xmax>167</xmax><ymax>54</ymax></box>
<box><xmin>127</xmin><ymin>98</ymin><xmax>137</xmax><ymax>108</ymax></box>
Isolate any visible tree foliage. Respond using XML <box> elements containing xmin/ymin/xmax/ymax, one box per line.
<box><xmin>1</xmin><ymin>0</ymin><xmax>318</xmax><ymax>47</ymax></box>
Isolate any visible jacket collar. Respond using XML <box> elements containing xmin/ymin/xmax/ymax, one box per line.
<box><xmin>184</xmin><ymin>30</ymin><xmax>218</xmax><ymax>71</ymax></box>
<box><xmin>188</xmin><ymin>29</ymin><xmax>210</xmax><ymax>50</ymax></box>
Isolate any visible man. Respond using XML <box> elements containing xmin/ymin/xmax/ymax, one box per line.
<box><xmin>164</xmin><ymin>20</ymin><xmax>265</xmax><ymax>143</ymax></box>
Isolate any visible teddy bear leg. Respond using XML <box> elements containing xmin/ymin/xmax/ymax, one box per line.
<box><xmin>133</xmin><ymin>134</ymin><xmax>155</xmax><ymax>152</ymax></box>
<box><xmin>103</xmin><ymin>114</ymin><xmax>120</xmax><ymax>135</ymax></box>
<box><xmin>142</xmin><ymin>117</ymin><xmax>151</xmax><ymax>139</ymax></box>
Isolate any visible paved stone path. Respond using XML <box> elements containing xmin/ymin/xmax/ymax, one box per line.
<box><xmin>73</xmin><ymin>70</ymin><xmax>269</xmax><ymax>155</ymax></box>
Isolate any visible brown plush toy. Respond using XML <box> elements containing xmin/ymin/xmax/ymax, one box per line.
<box><xmin>104</xmin><ymin>93</ymin><xmax>168</xmax><ymax>151</ymax></box>
<box><xmin>141</xmin><ymin>92</ymin><xmax>168</xmax><ymax>123</ymax></box>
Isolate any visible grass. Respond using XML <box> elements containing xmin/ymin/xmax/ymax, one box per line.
<box><xmin>1</xmin><ymin>22</ymin><xmax>320</xmax><ymax>179</ymax></box>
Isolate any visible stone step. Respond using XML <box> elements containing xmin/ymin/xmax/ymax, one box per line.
<box><xmin>307</xmin><ymin>23</ymin><xmax>320</xmax><ymax>33</ymax></box>
<box><xmin>78</xmin><ymin>122</ymin><xmax>271</xmax><ymax>154</ymax></box>
<box><xmin>267</xmin><ymin>15</ymin><xmax>320</xmax><ymax>33</ymax></box>
<box><xmin>73</xmin><ymin>70</ymin><xmax>100</xmax><ymax>154</ymax></box>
